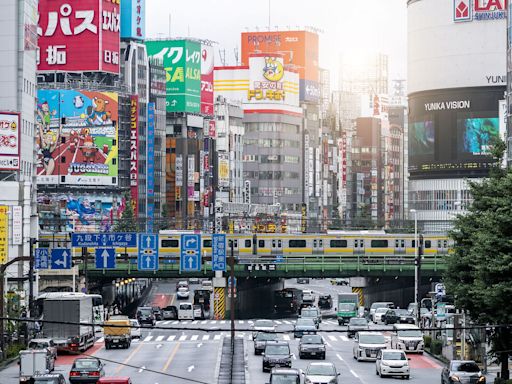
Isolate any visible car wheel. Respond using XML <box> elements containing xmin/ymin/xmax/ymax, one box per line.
<box><xmin>376</xmin><ymin>369</ymin><xmax>379</xmax><ymax>375</ymax></box>
<box><xmin>322</xmin><ymin>353</ymin><xmax>326</xmax><ymax>360</ymax></box>
<box><xmin>405</xmin><ymin>375</ymin><xmax>410</xmax><ymax>380</ymax></box>
<box><xmin>299</xmin><ymin>352</ymin><xmax>303</xmax><ymax>359</ymax></box>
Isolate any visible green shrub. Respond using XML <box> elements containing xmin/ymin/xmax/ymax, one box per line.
<box><xmin>493</xmin><ymin>379</ymin><xmax>512</xmax><ymax>384</ymax></box>
<box><xmin>430</xmin><ymin>339</ymin><xmax>442</xmax><ymax>355</ymax></box>
<box><xmin>423</xmin><ymin>335</ymin><xmax>432</xmax><ymax>349</ymax></box>
<box><xmin>5</xmin><ymin>343</ymin><xmax>24</xmax><ymax>359</ymax></box>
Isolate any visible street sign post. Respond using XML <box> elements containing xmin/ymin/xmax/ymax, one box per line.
<box><xmin>212</xmin><ymin>234</ymin><xmax>226</xmax><ymax>271</ymax></box>
<box><xmin>180</xmin><ymin>234</ymin><xmax>201</xmax><ymax>272</ymax></box>
<box><xmin>71</xmin><ymin>233</ymin><xmax>137</xmax><ymax>247</ymax></box>
<box><xmin>95</xmin><ymin>248</ymin><xmax>116</xmax><ymax>269</ymax></box>
<box><xmin>137</xmin><ymin>233</ymin><xmax>159</xmax><ymax>271</ymax></box>
<box><xmin>437</xmin><ymin>302</ymin><xmax>446</xmax><ymax>319</ymax></box>
<box><xmin>34</xmin><ymin>249</ymin><xmax>49</xmax><ymax>270</ymax></box>
<box><xmin>50</xmin><ymin>249</ymin><xmax>71</xmax><ymax>270</ymax></box>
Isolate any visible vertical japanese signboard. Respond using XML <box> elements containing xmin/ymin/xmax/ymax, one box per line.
<box><xmin>147</xmin><ymin>102</ymin><xmax>155</xmax><ymax>232</ymax></box>
<box><xmin>218</xmin><ymin>152</ymin><xmax>229</xmax><ymax>188</ymax></box>
<box><xmin>12</xmin><ymin>206</ymin><xmax>22</xmax><ymax>245</ymax></box>
<box><xmin>145</xmin><ymin>39</ymin><xmax>201</xmax><ymax>113</ymax></box>
<box><xmin>187</xmin><ymin>155</ymin><xmax>195</xmax><ymax>199</ymax></box>
<box><xmin>0</xmin><ymin>112</ymin><xmax>20</xmax><ymax>170</ymax></box>
<box><xmin>130</xmin><ymin>95</ymin><xmax>139</xmax><ymax>216</ymax></box>
<box><xmin>200</xmin><ymin>44</ymin><xmax>214</xmax><ymax>116</ymax></box>
<box><xmin>38</xmin><ymin>0</ymin><xmax>120</xmax><ymax>73</ymax></box>
<box><xmin>0</xmin><ymin>206</ymin><xmax>8</xmax><ymax>264</ymax></box>
<box><xmin>120</xmin><ymin>0</ymin><xmax>145</xmax><ymax>40</ymax></box>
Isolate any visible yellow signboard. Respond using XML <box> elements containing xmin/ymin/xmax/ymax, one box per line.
<box><xmin>0</xmin><ymin>206</ymin><xmax>8</xmax><ymax>264</ymax></box>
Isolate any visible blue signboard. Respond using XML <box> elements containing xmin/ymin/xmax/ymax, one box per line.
<box><xmin>34</xmin><ymin>249</ymin><xmax>49</xmax><ymax>270</ymax></box>
<box><xmin>228</xmin><ymin>276</ymin><xmax>237</xmax><ymax>288</ymax></box>
<box><xmin>95</xmin><ymin>248</ymin><xmax>116</xmax><ymax>269</ymax></box>
<box><xmin>71</xmin><ymin>233</ymin><xmax>137</xmax><ymax>248</ymax></box>
<box><xmin>180</xmin><ymin>234</ymin><xmax>201</xmax><ymax>271</ymax></box>
<box><xmin>147</xmin><ymin>102</ymin><xmax>155</xmax><ymax>233</ymax></box>
<box><xmin>138</xmin><ymin>233</ymin><xmax>159</xmax><ymax>271</ymax></box>
<box><xmin>212</xmin><ymin>234</ymin><xmax>226</xmax><ymax>271</ymax></box>
<box><xmin>51</xmin><ymin>249</ymin><xmax>71</xmax><ymax>270</ymax></box>
<box><xmin>121</xmin><ymin>0</ymin><xmax>146</xmax><ymax>40</ymax></box>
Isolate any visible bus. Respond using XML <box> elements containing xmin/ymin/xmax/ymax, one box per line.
<box><xmin>35</xmin><ymin>292</ymin><xmax>105</xmax><ymax>326</ymax></box>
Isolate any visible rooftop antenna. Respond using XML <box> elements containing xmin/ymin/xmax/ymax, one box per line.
<box><xmin>268</xmin><ymin>0</ymin><xmax>271</xmax><ymax>29</ymax></box>
<box><xmin>219</xmin><ymin>49</ymin><xmax>226</xmax><ymax>66</ymax></box>
<box><xmin>233</xmin><ymin>48</ymin><xmax>239</xmax><ymax>65</ymax></box>
<box><xmin>168</xmin><ymin>14</ymin><xmax>171</xmax><ymax>37</ymax></box>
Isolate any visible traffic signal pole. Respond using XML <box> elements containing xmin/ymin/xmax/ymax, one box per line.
<box><xmin>230</xmin><ymin>240</ymin><xmax>235</xmax><ymax>341</ymax></box>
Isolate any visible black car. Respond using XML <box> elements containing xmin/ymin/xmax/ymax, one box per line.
<box><xmin>262</xmin><ymin>341</ymin><xmax>292</xmax><ymax>372</ymax></box>
<box><xmin>33</xmin><ymin>374</ymin><xmax>67</xmax><ymax>384</ymax></box>
<box><xmin>383</xmin><ymin>309</ymin><xmax>415</xmax><ymax>325</ymax></box>
<box><xmin>136</xmin><ymin>306</ymin><xmax>155</xmax><ymax>326</ymax></box>
<box><xmin>253</xmin><ymin>332</ymin><xmax>279</xmax><ymax>355</ymax></box>
<box><xmin>318</xmin><ymin>295</ymin><xmax>333</xmax><ymax>310</ymax></box>
<box><xmin>152</xmin><ymin>306</ymin><xmax>163</xmax><ymax>320</ymax></box>
<box><xmin>268</xmin><ymin>368</ymin><xmax>301</xmax><ymax>384</ymax></box>
<box><xmin>347</xmin><ymin>317</ymin><xmax>369</xmax><ymax>338</ymax></box>
<box><xmin>396</xmin><ymin>309</ymin><xmax>416</xmax><ymax>324</ymax></box>
<box><xmin>299</xmin><ymin>334</ymin><xmax>326</xmax><ymax>359</ymax></box>
<box><xmin>294</xmin><ymin>318</ymin><xmax>317</xmax><ymax>338</ymax></box>
<box><xmin>69</xmin><ymin>358</ymin><xmax>105</xmax><ymax>384</ymax></box>
<box><xmin>441</xmin><ymin>360</ymin><xmax>486</xmax><ymax>384</ymax></box>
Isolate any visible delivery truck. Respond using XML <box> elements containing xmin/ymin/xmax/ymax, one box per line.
<box><xmin>337</xmin><ymin>293</ymin><xmax>359</xmax><ymax>325</ymax></box>
<box><xmin>19</xmin><ymin>350</ymin><xmax>50</xmax><ymax>384</ymax></box>
<box><xmin>104</xmin><ymin>318</ymin><xmax>131</xmax><ymax>349</ymax></box>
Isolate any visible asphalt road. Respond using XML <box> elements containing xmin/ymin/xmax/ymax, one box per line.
<box><xmin>0</xmin><ymin>279</ymin><xmax>496</xmax><ymax>384</ymax></box>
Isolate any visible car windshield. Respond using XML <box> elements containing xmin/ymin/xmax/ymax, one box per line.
<box><xmin>398</xmin><ymin>330</ymin><xmax>422</xmax><ymax>337</ymax></box>
<box><xmin>73</xmin><ymin>359</ymin><xmax>100</xmax><ymax>369</ymax></box>
<box><xmin>452</xmin><ymin>362</ymin><xmax>480</xmax><ymax>373</ymax></box>
<box><xmin>28</xmin><ymin>341</ymin><xmax>48</xmax><ymax>349</ymax></box>
<box><xmin>371</xmin><ymin>303</ymin><xmax>391</xmax><ymax>310</ymax></box>
<box><xmin>138</xmin><ymin>308</ymin><xmax>152</xmax><ymax>315</ymax></box>
<box><xmin>180</xmin><ymin>304</ymin><xmax>192</xmax><ymax>310</ymax></box>
<box><xmin>255</xmin><ymin>320</ymin><xmax>273</xmax><ymax>328</ymax></box>
<box><xmin>178</xmin><ymin>288</ymin><xmax>188</xmax><ymax>292</ymax></box>
<box><xmin>302</xmin><ymin>309</ymin><xmax>318</xmax><ymax>317</ymax></box>
<box><xmin>307</xmin><ymin>364</ymin><xmax>336</xmax><ymax>376</ymax></box>
<box><xmin>271</xmin><ymin>373</ymin><xmax>299</xmax><ymax>384</ymax></box>
<box><xmin>382</xmin><ymin>351</ymin><xmax>406</xmax><ymax>360</ymax></box>
<box><xmin>265</xmin><ymin>345</ymin><xmax>289</xmax><ymax>355</ymax></box>
<box><xmin>202</xmin><ymin>281</ymin><xmax>212</xmax><ymax>285</ymax></box>
<box><xmin>376</xmin><ymin>308</ymin><xmax>388</xmax><ymax>314</ymax></box>
<box><xmin>339</xmin><ymin>303</ymin><xmax>355</xmax><ymax>310</ymax></box>
<box><xmin>420</xmin><ymin>308</ymin><xmax>429</xmax><ymax>315</ymax></box>
<box><xmin>255</xmin><ymin>333</ymin><xmax>278</xmax><ymax>341</ymax></box>
<box><xmin>396</xmin><ymin>309</ymin><xmax>410</xmax><ymax>316</ymax></box>
<box><xmin>296</xmin><ymin>319</ymin><xmax>315</xmax><ymax>326</ymax></box>
<box><xmin>359</xmin><ymin>334</ymin><xmax>385</xmax><ymax>344</ymax></box>
<box><xmin>302</xmin><ymin>335</ymin><xmax>322</xmax><ymax>344</ymax></box>
<box><xmin>349</xmin><ymin>318</ymin><xmax>368</xmax><ymax>326</ymax></box>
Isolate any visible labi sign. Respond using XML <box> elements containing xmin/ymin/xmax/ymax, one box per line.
<box><xmin>454</xmin><ymin>0</ymin><xmax>507</xmax><ymax>23</ymax></box>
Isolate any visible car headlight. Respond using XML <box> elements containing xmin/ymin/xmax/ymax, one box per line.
<box><xmin>477</xmin><ymin>376</ymin><xmax>486</xmax><ymax>383</ymax></box>
<box><xmin>305</xmin><ymin>379</ymin><xmax>312</xmax><ymax>384</ymax></box>
<box><xmin>450</xmin><ymin>375</ymin><xmax>460</xmax><ymax>382</ymax></box>
<box><xmin>380</xmin><ymin>361</ymin><xmax>389</xmax><ymax>366</ymax></box>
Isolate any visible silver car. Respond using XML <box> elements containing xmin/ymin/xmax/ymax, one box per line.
<box><xmin>304</xmin><ymin>362</ymin><xmax>340</xmax><ymax>384</ymax></box>
<box><xmin>353</xmin><ymin>331</ymin><xmax>387</xmax><ymax>361</ymax></box>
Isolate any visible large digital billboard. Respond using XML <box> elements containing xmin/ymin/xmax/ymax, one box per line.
<box><xmin>121</xmin><ymin>0</ymin><xmax>145</xmax><ymax>40</ymax></box>
<box><xmin>200</xmin><ymin>44</ymin><xmax>214</xmax><ymax>116</ymax></box>
<box><xmin>38</xmin><ymin>0</ymin><xmax>120</xmax><ymax>73</ymax></box>
<box><xmin>408</xmin><ymin>87</ymin><xmax>505</xmax><ymax>179</ymax></box>
<box><xmin>0</xmin><ymin>112</ymin><xmax>20</xmax><ymax>170</ymax></box>
<box><xmin>145</xmin><ymin>39</ymin><xmax>201</xmax><ymax>113</ymax></box>
<box><xmin>36</xmin><ymin>90</ymin><xmax>118</xmax><ymax>186</ymax></box>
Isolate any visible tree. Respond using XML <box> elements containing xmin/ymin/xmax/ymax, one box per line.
<box><xmin>113</xmin><ymin>194</ymin><xmax>137</xmax><ymax>232</ymax></box>
<box><xmin>445</xmin><ymin>139</ymin><xmax>511</xmax><ymax>379</ymax></box>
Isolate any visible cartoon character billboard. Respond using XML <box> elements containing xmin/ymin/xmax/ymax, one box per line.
<box><xmin>145</xmin><ymin>39</ymin><xmax>201</xmax><ymax>113</ymax></box>
<box><xmin>36</xmin><ymin>90</ymin><xmax>118</xmax><ymax>186</ymax></box>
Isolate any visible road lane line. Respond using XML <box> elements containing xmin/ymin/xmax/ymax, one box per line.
<box><xmin>163</xmin><ymin>321</ymin><xmax>171</xmax><ymax>325</ymax></box>
<box><xmin>274</xmin><ymin>320</ymin><xmax>282</xmax><ymax>324</ymax></box>
<box><xmin>192</xmin><ymin>321</ymin><xmax>198</xmax><ymax>324</ymax></box>
<box><xmin>167</xmin><ymin>335</ymin><xmax>176</xmax><ymax>341</ymax></box>
<box><xmin>340</xmin><ymin>335</ymin><xmax>349</xmax><ymax>341</ymax></box>
<box><xmin>336</xmin><ymin>353</ymin><xmax>344</xmax><ymax>361</ymax></box>
<box><xmin>172</xmin><ymin>321</ymin><xmax>179</xmax><ymax>325</ymax></box>
<box><xmin>248</xmin><ymin>320</ymin><xmax>253</xmax><ymax>324</ymax></box>
<box><xmin>182</xmin><ymin>321</ymin><xmax>190</xmax><ymax>325</ymax></box>
<box><xmin>202</xmin><ymin>335</ymin><xmax>210</xmax><ymax>341</ymax></box>
<box><xmin>156</xmin><ymin>336</ymin><xmax>164</xmax><ymax>342</ymax></box>
<box><xmin>291</xmin><ymin>353</ymin><xmax>296</xmax><ymax>360</ymax></box>
<box><xmin>325</xmin><ymin>340</ymin><xmax>332</xmax><ymax>348</ymax></box>
<box><xmin>191</xmin><ymin>335</ymin><xmax>199</xmax><ymax>341</ymax></box>
<box><xmin>328</xmin><ymin>335</ymin><xmax>337</xmax><ymax>341</ymax></box>
<box><xmin>214</xmin><ymin>334</ymin><xmax>221</xmax><ymax>340</ymax></box>
<box><xmin>239</xmin><ymin>320</ymin><xmax>244</xmax><ymax>324</ymax></box>
<box><xmin>179</xmin><ymin>335</ymin><xmax>187</xmax><ymax>341</ymax></box>
<box><xmin>115</xmin><ymin>341</ymin><xmax>144</xmax><ymax>373</ymax></box>
<box><xmin>162</xmin><ymin>342</ymin><xmax>180</xmax><ymax>372</ymax></box>
<box><xmin>143</xmin><ymin>336</ymin><xmax>153</xmax><ymax>342</ymax></box>
<box><xmin>201</xmin><ymin>320</ymin><xmax>208</xmax><ymax>324</ymax></box>
<box><xmin>283</xmin><ymin>335</ymin><xmax>290</xmax><ymax>341</ymax></box>
<box><xmin>96</xmin><ymin>337</ymin><xmax>104</xmax><ymax>343</ymax></box>
<box><xmin>283</xmin><ymin>320</ymin><xmax>291</xmax><ymax>324</ymax></box>
<box><xmin>350</xmin><ymin>369</ymin><xmax>359</xmax><ymax>378</ymax></box>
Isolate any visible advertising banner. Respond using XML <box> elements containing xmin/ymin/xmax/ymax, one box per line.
<box><xmin>130</xmin><ymin>95</ymin><xmax>139</xmax><ymax>216</ymax></box>
<box><xmin>36</xmin><ymin>89</ymin><xmax>119</xmax><ymax>186</ymax></box>
<box><xmin>146</xmin><ymin>39</ymin><xmax>201</xmax><ymax>113</ymax></box>
<box><xmin>0</xmin><ymin>206</ymin><xmax>7</xmax><ymax>264</ymax></box>
<box><xmin>147</xmin><ymin>102</ymin><xmax>155</xmax><ymax>232</ymax></box>
<box><xmin>38</xmin><ymin>0</ymin><xmax>120</xmax><ymax>73</ymax></box>
<box><xmin>0</xmin><ymin>112</ymin><xmax>20</xmax><ymax>170</ymax></box>
<box><xmin>121</xmin><ymin>0</ymin><xmax>145</xmax><ymax>40</ymax></box>
<box><xmin>201</xmin><ymin>44</ymin><xmax>214</xmax><ymax>116</ymax></box>
<box><xmin>218</xmin><ymin>152</ymin><xmax>229</xmax><ymax>188</ymax></box>
<box><xmin>12</xmin><ymin>206</ymin><xmax>22</xmax><ymax>245</ymax></box>
<box><xmin>187</xmin><ymin>155</ymin><xmax>195</xmax><ymax>198</ymax></box>
<box><xmin>175</xmin><ymin>154</ymin><xmax>183</xmax><ymax>186</ymax></box>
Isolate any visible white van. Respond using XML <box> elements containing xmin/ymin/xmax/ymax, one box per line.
<box><xmin>201</xmin><ymin>280</ymin><xmax>213</xmax><ymax>291</ymax></box>
<box><xmin>178</xmin><ymin>302</ymin><xmax>194</xmax><ymax>320</ymax></box>
<box><xmin>390</xmin><ymin>324</ymin><xmax>424</xmax><ymax>353</ymax></box>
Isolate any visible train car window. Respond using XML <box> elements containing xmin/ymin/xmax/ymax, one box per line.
<box><xmin>424</xmin><ymin>240</ymin><xmax>431</xmax><ymax>249</ymax></box>
<box><xmin>245</xmin><ymin>239</ymin><xmax>251</xmax><ymax>248</ymax></box>
<box><xmin>443</xmin><ymin>240</ymin><xmax>447</xmax><ymax>248</ymax></box>
<box><xmin>401</xmin><ymin>240</ymin><xmax>405</xmax><ymax>248</ymax></box>
<box><xmin>330</xmin><ymin>240</ymin><xmax>347</xmax><ymax>248</ymax></box>
<box><xmin>319</xmin><ymin>239</ymin><xmax>323</xmax><ymax>247</ymax></box>
<box><xmin>228</xmin><ymin>240</ymin><xmax>238</xmax><ymax>248</ymax></box>
<box><xmin>203</xmin><ymin>239</ymin><xmax>212</xmax><ymax>248</ymax></box>
<box><xmin>235</xmin><ymin>240</ymin><xmax>238</xmax><ymax>248</ymax></box>
<box><xmin>412</xmin><ymin>240</ymin><xmax>416</xmax><ymax>248</ymax></box>
<box><xmin>278</xmin><ymin>240</ymin><xmax>282</xmax><ymax>248</ymax></box>
<box><xmin>272</xmin><ymin>240</ymin><xmax>276</xmax><ymax>248</ymax></box>
<box><xmin>162</xmin><ymin>239</ymin><xmax>179</xmax><ymax>248</ymax></box>
<box><xmin>289</xmin><ymin>239</ymin><xmax>306</xmax><ymax>248</ymax></box>
<box><xmin>258</xmin><ymin>240</ymin><xmax>265</xmax><ymax>248</ymax></box>
<box><xmin>437</xmin><ymin>240</ymin><xmax>441</xmax><ymax>248</ymax></box>
<box><xmin>371</xmin><ymin>240</ymin><xmax>388</xmax><ymax>248</ymax></box>
<box><xmin>354</xmin><ymin>240</ymin><xmax>358</xmax><ymax>248</ymax></box>
<box><xmin>395</xmin><ymin>239</ymin><xmax>399</xmax><ymax>248</ymax></box>
<box><xmin>313</xmin><ymin>239</ymin><xmax>317</xmax><ymax>248</ymax></box>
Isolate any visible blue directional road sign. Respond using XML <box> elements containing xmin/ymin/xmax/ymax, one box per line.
<box><xmin>51</xmin><ymin>248</ymin><xmax>71</xmax><ymax>270</ymax></box>
<box><xmin>72</xmin><ymin>233</ymin><xmax>137</xmax><ymax>247</ymax></box>
<box><xmin>34</xmin><ymin>249</ymin><xmax>49</xmax><ymax>270</ymax></box>
<box><xmin>95</xmin><ymin>248</ymin><xmax>116</xmax><ymax>269</ymax></box>
<box><xmin>212</xmin><ymin>234</ymin><xmax>226</xmax><ymax>271</ymax></box>
<box><xmin>180</xmin><ymin>234</ymin><xmax>201</xmax><ymax>272</ymax></box>
<box><xmin>138</xmin><ymin>233</ymin><xmax>159</xmax><ymax>271</ymax></box>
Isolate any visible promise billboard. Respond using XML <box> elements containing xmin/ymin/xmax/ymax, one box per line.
<box><xmin>37</xmin><ymin>0</ymin><xmax>120</xmax><ymax>73</ymax></box>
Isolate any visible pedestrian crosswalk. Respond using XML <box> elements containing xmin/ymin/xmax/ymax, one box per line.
<box><xmin>156</xmin><ymin>319</ymin><xmax>341</xmax><ymax>326</ymax></box>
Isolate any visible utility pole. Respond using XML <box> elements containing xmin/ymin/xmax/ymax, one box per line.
<box><xmin>416</xmin><ymin>234</ymin><xmax>423</xmax><ymax>325</ymax></box>
<box><xmin>28</xmin><ymin>238</ymin><xmax>36</xmax><ymax>317</ymax></box>
<box><xmin>229</xmin><ymin>240</ymin><xmax>235</xmax><ymax>341</ymax></box>
<box><xmin>82</xmin><ymin>247</ymin><xmax>88</xmax><ymax>293</ymax></box>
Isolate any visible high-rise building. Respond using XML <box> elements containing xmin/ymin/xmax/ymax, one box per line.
<box><xmin>0</xmin><ymin>0</ymin><xmax>39</xmax><ymax>299</ymax></box>
<box><xmin>408</xmin><ymin>0</ymin><xmax>506</xmax><ymax>231</ymax></box>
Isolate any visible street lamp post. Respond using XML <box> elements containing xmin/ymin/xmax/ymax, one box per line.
<box><xmin>411</xmin><ymin>209</ymin><xmax>419</xmax><ymax>323</ymax></box>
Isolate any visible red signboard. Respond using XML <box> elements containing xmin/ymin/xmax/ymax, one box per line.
<box><xmin>201</xmin><ymin>45</ymin><xmax>214</xmax><ymax>116</ymax></box>
<box><xmin>208</xmin><ymin>120</ymin><xmax>216</xmax><ymax>138</ymax></box>
<box><xmin>38</xmin><ymin>0</ymin><xmax>120</xmax><ymax>73</ymax></box>
<box><xmin>130</xmin><ymin>95</ymin><xmax>139</xmax><ymax>216</ymax></box>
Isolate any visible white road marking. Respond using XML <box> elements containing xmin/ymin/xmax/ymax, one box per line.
<box><xmin>340</xmin><ymin>335</ymin><xmax>349</xmax><ymax>342</ymax></box>
<box><xmin>274</xmin><ymin>320</ymin><xmax>282</xmax><ymax>324</ymax></box>
<box><xmin>201</xmin><ymin>320</ymin><xmax>208</xmax><ymax>324</ymax></box>
<box><xmin>282</xmin><ymin>335</ymin><xmax>290</xmax><ymax>341</ymax></box>
<box><xmin>214</xmin><ymin>334</ymin><xmax>221</xmax><ymax>340</ymax></box>
<box><xmin>239</xmin><ymin>320</ymin><xmax>244</xmax><ymax>324</ymax></box>
<box><xmin>328</xmin><ymin>335</ymin><xmax>337</xmax><ymax>341</ymax></box>
<box><xmin>187</xmin><ymin>365</ymin><xmax>195</xmax><ymax>372</ymax></box>
<box><xmin>167</xmin><ymin>335</ymin><xmax>176</xmax><ymax>341</ymax></box>
<box><xmin>336</xmin><ymin>353</ymin><xmax>344</xmax><ymax>361</ymax></box>
<box><xmin>138</xmin><ymin>366</ymin><xmax>146</xmax><ymax>373</ymax></box>
<box><xmin>172</xmin><ymin>321</ymin><xmax>179</xmax><ymax>325</ymax></box>
<box><xmin>143</xmin><ymin>336</ymin><xmax>153</xmax><ymax>342</ymax></box>
<box><xmin>97</xmin><ymin>337</ymin><xmax>104</xmax><ymax>343</ymax></box>
<box><xmin>350</xmin><ymin>369</ymin><xmax>359</xmax><ymax>378</ymax></box>
<box><xmin>156</xmin><ymin>344</ymin><xmax>163</xmax><ymax>349</ymax></box>
<box><xmin>155</xmin><ymin>336</ymin><xmax>165</xmax><ymax>342</ymax></box>
<box><xmin>283</xmin><ymin>320</ymin><xmax>291</xmax><ymax>324</ymax></box>
<box><xmin>325</xmin><ymin>340</ymin><xmax>332</xmax><ymax>348</ymax></box>
<box><xmin>182</xmin><ymin>321</ymin><xmax>190</xmax><ymax>325</ymax></box>
<box><xmin>192</xmin><ymin>321</ymin><xmax>198</xmax><ymax>324</ymax></box>
<box><xmin>291</xmin><ymin>353</ymin><xmax>296</xmax><ymax>360</ymax></box>
<box><xmin>248</xmin><ymin>320</ymin><xmax>254</xmax><ymax>324</ymax></box>
<box><xmin>163</xmin><ymin>321</ymin><xmax>171</xmax><ymax>325</ymax></box>
<box><xmin>191</xmin><ymin>335</ymin><xmax>199</xmax><ymax>341</ymax></box>
<box><xmin>202</xmin><ymin>335</ymin><xmax>210</xmax><ymax>341</ymax></box>
<box><xmin>179</xmin><ymin>335</ymin><xmax>187</xmax><ymax>341</ymax></box>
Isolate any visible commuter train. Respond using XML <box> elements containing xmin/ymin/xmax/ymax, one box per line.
<box><xmin>38</xmin><ymin>230</ymin><xmax>452</xmax><ymax>262</ymax></box>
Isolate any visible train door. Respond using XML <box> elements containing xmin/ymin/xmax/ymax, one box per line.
<box><xmin>228</xmin><ymin>239</ymin><xmax>239</xmax><ymax>258</ymax></box>
<box><xmin>271</xmin><ymin>238</ymin><xmax>283</xmax><ymax>258</ymax></box>
<box><xmin>313</xmin><ymin>238</ymin><xmax>324</xmax><ymax>256</ymax></box>
<box><xmin>354</xmin><ymin>239</ymin><xmax>365</xmax><ymax>255</ymax></box>
<box><xmin>394</xmin><ymin>239</ymin><xmax>406</xmax><ymax>255</ymax></box>
<box><xmin>438</xmin><ymin>239</ymin><xmax>449</xmax><ymax>255</ymax></box>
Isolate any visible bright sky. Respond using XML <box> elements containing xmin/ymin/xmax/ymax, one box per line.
<box><xmin>146</xmin><ymin>0</ymin><xmax>407</xmax><ymax>87</ymax></box>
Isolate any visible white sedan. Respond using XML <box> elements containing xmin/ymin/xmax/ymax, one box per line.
<box><xmin>376</xmin><ymin>349</ymin><xmax>410</xmax><ymax>379</ymax></box>
<box><xmin>130</xmin><ymin>319</ymin><xmax>141</xmax><ymax>339</ymax></box>
<box><xmin>177</xmin><ymin>287</ymin><xmax>190</xmax><ymax>300</ymax></box>
<box><xmin>373</xmin><ymin>308</ymin><xmax>389</xmax><ymax>324</ymax></box>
